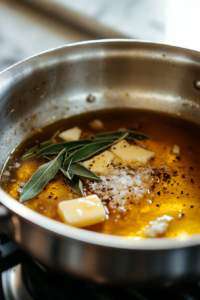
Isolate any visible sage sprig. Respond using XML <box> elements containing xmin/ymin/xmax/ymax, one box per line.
<box><xmin>43</xmin><ymin>155</ymin><xmax>73</xmax><ymax>180</ymax></box>
<box><xmin>63</xmin><ymin>160</ymin><xmax>74</xmax><ymax>180</ymax></box>
<box><xmin>22</xmin><ymin>130</ymin><xmax>60</xmax><ymax>160</ymax></box>
<box><xmin>92</xmin><ymin>130</ymin><xmax>149</xmax><ymax>141</ymax></box>
<box><xmin>20</xmin><ymin>148</ymin><xmax>66</xmax><ymax>202</ymax></box>
<box><xmin>35</xmin><ymin>139</ymin><xmax>94</xmax><ymax>157</ymax></box>
<box><xmin>64</xmin><ymin>176</ymin><xmax>84</xmax><ymax>196</ymax></box>
<box><xmin>70</xmin><ymin>162</ymin><xmax>102</xmax><ymax>182</ymax></box>
<box><xmin>20</xmin><ymin>129</ymin><xmax>150</xmax><ymax>200</ymax></box>
<box><xmin>63</xmin><ymin>140</ymin><xmax>114</xmax><ymax>165</ymax></box>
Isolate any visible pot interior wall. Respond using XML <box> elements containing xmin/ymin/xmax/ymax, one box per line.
<box><xmin>0</xmin><ymin>40</ymin><xmax>200</xmax><ymax>172</ymax></box>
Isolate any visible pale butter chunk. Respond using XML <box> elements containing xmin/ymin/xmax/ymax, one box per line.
<box><xmin>145</xmin><ymin>215</ymin><xmax>173</xmax><ymax>238</ymax></box>
<box><xmin>82</xmin><ymin>150</ymin><xmax>115</xmax><ymax>174</ymax></box>
<box><xmin>58</xmin><ymin>126</ymin><xmax>82</xmax><ymax>141</ymax></box>
<box><xmin>110</xmin><ymin>140</ymin><xmax>155</xmax><ymax>165</ymax></box>
<box><xmin>58</xmin><ymin>195</ymin><xmax>106</xmax><ymax>227</ymax></box>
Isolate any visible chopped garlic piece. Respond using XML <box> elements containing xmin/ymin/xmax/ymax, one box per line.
<box><xmin>111</xmin><ymin>140</ymin><xmax>155</xmax><ymax>165</ymax></box>
<box><xmin>172</xmin><ymin>144</ymin><xmax>180</xmax><ymax>155</ymax></box>
<box><xmin>3</xmin><ymin>171</ymin><xmax>10</xmax><ymax>176</ymax></box>
<box><xmin>58</xmin><ymin>126</ymin><xmax>82</xmax><ymax>141</ymax></box>
<box><xmin>82</xmin><ymin>150</ymin><xmax>115</xmax><ymax>174</ymax></box>
<box><xmin>17</xmin><ymin>188</ymin><xmax>22</xmax><ymax>194</ymax></box>
<box><xmin>145</xmin><ymin>215</ymin><xmax>173</xmax><ymax>237</ymax></box>
<box><xmin>58</xmin><ymin>195</ymin><xmax>106</xmax><ymax>227</ymax></box>
<box><xmin>89</xmin><ymin>119</ymin><xmax>104</xmax><ymax>130</ymax></box>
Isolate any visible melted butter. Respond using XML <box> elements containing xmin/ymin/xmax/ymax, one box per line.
<box><xmin>111</xmin><ymin>140</ymin><xmax>155</xmax><ymax>164</ymax></box>
<box><xmin>82</xmin><ymin>150</ymin><xmax>115</xmax><ymax>174</ymax></box>
<box><xmin>2</xmin><ymin>109</ymin><xmax>200</xmax><ymax>238</ymax></box>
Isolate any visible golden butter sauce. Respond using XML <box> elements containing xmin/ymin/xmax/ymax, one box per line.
<box><xmin>2</xmin><ymin>109</ymin><xmax>200</xmax><ymax>238</ymax></box>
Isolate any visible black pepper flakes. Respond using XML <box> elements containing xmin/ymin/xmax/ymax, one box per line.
<box><xmin>189</xmin><ymin>167</ymin><xmax>194</xmax><ymax>170</ymax></box>
<box><xmin>164</xmin><ymin>173</ymin><xmax>170</xmax><ymax>179</ymax></box>
<box><xmin>190</xmin><ymin>205</ymin><xmax>194</xmax><ymax>208</ymax></box>
<box><xmin>176</xmin><ymin>156</ymin><xmax>181</xmax><ymax>161</ymax></box>
<box><xmin>157</xmin><ymin>191</ymin><xmax>161</xmax><ymax>196</ymax></box>
<box><xmin>156</xmin><ymin>204</ymin><xmax>160</xmax><ymax>207</ymax></box>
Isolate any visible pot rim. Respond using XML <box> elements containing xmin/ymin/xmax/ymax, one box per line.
<box><xmin>1</xmin><ymin>38</ymin><xmax>200</xmax><ymax>251</ymax></box>
<box><xmin>1</xmin><ymin>38</ymin><xmax>200</xmax><ymax>76</ymax></box>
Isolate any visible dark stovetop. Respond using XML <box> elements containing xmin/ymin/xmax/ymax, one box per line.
<box><xmin>1</xmin><ymin>233</ymin><xmax>200</xmax><ymax>300</ymax></box>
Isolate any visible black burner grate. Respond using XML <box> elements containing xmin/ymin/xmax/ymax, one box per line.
<box><xmin>1</xmin><ymin>233</ymin><xmax>200</xmax><ymax>300</ymax></box>
<box><xmin>21</xmin><ymin>260</ymin><xmax>200</xmax><ymax>300</ymax></box>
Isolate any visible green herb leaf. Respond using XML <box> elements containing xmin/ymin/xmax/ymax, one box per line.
<box><xmin>43</xmin><ymin>156</ymin><xmax>51</xmax><ymax>164</ymax></box>
<box><xmin>92</xmin><ymin>130</ymin><xmax>150</xmax><ymax>141</ymax></box>
<box><xmin>62</xmin><ymin>160</ymin><xmax>74</xmax><ymax>180</ymax></box>
<box><xmin>43</xmin><ymin>156</ymin><xmax>74</xmax><ymax>180</ymax></box>
<box><xmin>64</xmin><ymin>175</ymin><xmax>84</xmax><ymax>196</ymax></box>
<box><xmin>70</xmin><ymin>162</ymin><xmax>102</xmax><ymax>182</ymax></box>
<box><xmin>35</xmin><ymin>139</ymin><xmax>94</xmax><ymax>157</ymax></box>
<box><xmin>63</xmin><ymin>140</ymin><xmax>114</xmax><ymax>165</ymax></box>
<box><xmin>22</xmin><ymin>130</ymin><xmax>60</xmax><ymax>160</ymax></box>
<box><xmin>20</xmin><ymin>148</ymin><xmax>66</xmax><ymax>202</ymax></box>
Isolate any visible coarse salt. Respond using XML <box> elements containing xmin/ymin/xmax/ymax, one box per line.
<box><xmin>87</xmin><ymin>163</ymin><xmax>156</xmax><ymax>210</ymax></box>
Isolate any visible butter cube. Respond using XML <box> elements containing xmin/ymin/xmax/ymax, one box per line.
<box><xmin>58</xmin><ymin>195</ymin><xmax>106</xmax><ymax>227</ymax></box>
<box><xmin>111</xmin><ymin>140</ymin><xmax>155</xmax><ymax>165</ymax></box>
<box><xmin>59</xmin><ymin>126</ymin><xmax>82</xmax><ymax>141</ymax></box>
<box><xmin>82</xmin><ymin>150</ymin><xmax>115</xmax><ymax>174</ymax></box>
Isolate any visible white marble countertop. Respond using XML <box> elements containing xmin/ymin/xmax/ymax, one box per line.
<box><xmin>0</xmin><ymin>0</ymin><xmax>91</xmax><ymax>72</ymax></box>
<box><xmin>1</xmin><ymin>0</ymin><xmax>200</xmax><ymax>73</ymax></box>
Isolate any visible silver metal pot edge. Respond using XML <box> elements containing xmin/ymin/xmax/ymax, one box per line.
<box><xmin>1</xmin><ymin>38</ymin><xmax>200</xmax><ymax>77</ymax></box>
<box><xmin>1</xmin><ymin>39</ymin><xmax>200</xmax><ymax>285</ymax></box>
<box><xmin>0</xmin><ymin>39</ymin><xmax>200</xmax><ymax>251</ymax></box>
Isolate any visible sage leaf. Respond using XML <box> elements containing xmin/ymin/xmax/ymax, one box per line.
<box><xmin>22</xmin><ymin>130</ymin><xmax>60</xmax><ymax>160</ymax></box>
<box><xmin>62</xmin><ymin>160</ymin><xmax>74</xmax><ymax>180</ymax></box>
<box><xmin>43</xmin><ymin>156</ymin><xmax>51</xmax><ymax>164</ymax></box>
<box><xmin>114</xmin><ymin>132</ymin><xmax>129</xmax><ymax>143</ymax></box>
<box><xmin>70</xmin><ymin>162</ymin><xmax>102</xmax><ymax>181</ymax></box>
<box><xmin>64</xmin><ymin>175</ymin><xmax>84</xmax><ymax>196</ymax></box>
<box><xmin>63</xmin><ymin>140</ymin><xmax>114</xmax><ymax>165</ymax></box>
<box><xmin>20</xmin><ymin>148</ymin><xmax>66</xmax><ymax>202</ymax></box>
<box><xmin>35</xmin><ymin>139</ymin><xmax>94</xmax><ymax>157</ymax></box>
<box><xmin>43</xmin><ymin>156</ymin><xmax>74</xmax><ymax>180</ymax></box>
<box><xmin>92</xmin><ymin>130</ymin><xmax>149</xmax><ymax>141</ymax></box>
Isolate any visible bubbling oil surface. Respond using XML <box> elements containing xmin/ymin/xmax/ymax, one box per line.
<box><xmin>2</xmin><ymin>109</ymin><xmax>200</xmax><ymax>238</ymax></box>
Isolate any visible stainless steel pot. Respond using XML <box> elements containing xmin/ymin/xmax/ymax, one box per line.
<box><xmin>1</xmin><ymin>39</ymin><xmax>200</xmax><ymax>286</ymax></box>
